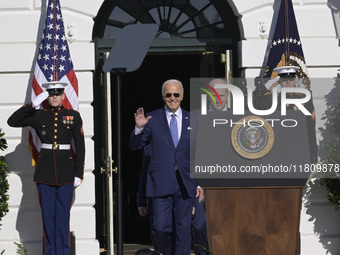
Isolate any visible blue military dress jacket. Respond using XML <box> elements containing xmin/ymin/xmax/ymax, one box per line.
<box><xmin>8</xmin><ymin>103</ymin><xmax>85</xmax><ymax>185</ymax></box>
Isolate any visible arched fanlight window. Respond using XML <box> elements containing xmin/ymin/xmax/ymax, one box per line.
<box><xmin>102</xmin><ymin>0</ymin><xmax>228</xmax><ymax>39</ymax></box>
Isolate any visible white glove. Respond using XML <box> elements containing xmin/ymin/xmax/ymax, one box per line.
<box><xmin>265</xmin><ymin>76</ymin><xmax>280</xmax><ymax>91</ymax></box>
<box><xmin>32</xmin><ymin>91</ymin><xmax>48</xmax><ymax>109</ymax></box>
<box><xmin>74</xmin><ymin>177</ymin><xmax>82</xmax><ymax>187</ymax></box>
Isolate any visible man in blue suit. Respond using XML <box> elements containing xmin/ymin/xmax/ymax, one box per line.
<box><xmin>191</xmin><ymin>78</ymin><xmax>231</xmax><ymax>255</ymax></box>
<box><xmin>137</xmin><ymin>145</ymin><xmax>152</xmax><ymax>218</ymax></box>
<box><xmin>208</xmin><ymin>78</ymin><xmax>230</xmax><ymax>112</ymax></box>
<box><xmin>137</xmin><ymin>145</ymin><xmax>157</xmax><ymax>249</ymax></box>
<box><xmin>191</xmin><ymin>78</ymin><xmax>230</xmax><ymax>255</ymax></box>
<box><xmin>130</xmin><ymin>79</ymin><xmax>204</xmax><ymax>255</ymax></box>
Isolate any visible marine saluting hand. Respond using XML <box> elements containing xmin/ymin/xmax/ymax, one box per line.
<box><xmin>134</xmin><ymin>107</ymin><xmax>152</xmax><ymax>129</ymax></box>
<box><xmin>32</xmin><ymin>91</ymin><xmax>49</xmax><ymax>109</ymax></box>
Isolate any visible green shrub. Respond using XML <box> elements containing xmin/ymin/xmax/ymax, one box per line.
<box><xmin>14</xmin><ymin>242</ymin><xmax>28</xmax><ymax>255</ymax></box>
<box><xmin>0</xmin><ymin>128</ymin><xmax>9</xmax><ymax>228</ymax></box>
<box><xmin>320</xmin><ymin>97</ymin><xmax>340</xmax><ymax>210</ymax></box>
<box><xmin>1</xmin><ymin>242</ymin><xmax>28</xmax><ymax>255</ymax></box>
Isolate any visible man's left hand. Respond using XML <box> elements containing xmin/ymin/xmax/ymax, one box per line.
<box><xmin>196</xmin><ymin>187</ymin><xmax>204</xmax><ymax>203</ymax></box>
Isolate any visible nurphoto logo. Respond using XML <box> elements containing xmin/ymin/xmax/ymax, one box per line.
<box><xmin>200</xmin><ymin>84</ymin><xmax>312</xmax><ymax>116</ymax></box>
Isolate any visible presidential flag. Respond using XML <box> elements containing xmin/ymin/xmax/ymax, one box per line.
<box><xmin>263</xmin><ymin>0</ymin><xmax>317</xmax><ymax>163</ymax></box>
<box><xmin>264</xmin><ymin>0</ymin><xmax>310</xmax><ymax>90</ymax></box>
<box><xmin>29</xmin><ymin>0</ymin><xmax>78</xmax><ymax>166</ymax></box>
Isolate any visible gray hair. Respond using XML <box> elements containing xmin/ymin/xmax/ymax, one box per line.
<box><xmin>161</xmin><ymin>79</ymin><xmax>184</xmax><ymax>94</ymax></box>
<box><xmin>208</xmin><ymin>78</ymin><xmax>227</xmax><ymax>87</ymax></box>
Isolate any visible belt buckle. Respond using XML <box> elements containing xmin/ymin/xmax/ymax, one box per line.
<box><xmin>53</xmin><ymin>144</ymin><xmax>59</xmax><ymax>150</ymax></box>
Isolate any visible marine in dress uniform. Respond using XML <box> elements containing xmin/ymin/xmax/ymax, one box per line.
<box><xmin>253</xmin><ymin>66</ymin><xmax>317</xmax><ymax>163</ymax></box>
<box><xmin>7</xmin><ymin>81</ymin><xmax>85</xmax><ymax>255</ymax></box>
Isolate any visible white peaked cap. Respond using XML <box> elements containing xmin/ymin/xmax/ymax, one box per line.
<box><xmin>42</xmin><ymin>81</ymin><xmax>68</xmax><ymax>90</ymax></box>
<box><xmin>273</xmin><ymin>66</ymin><xmax>300</xmax><ymax>75</ymax></box>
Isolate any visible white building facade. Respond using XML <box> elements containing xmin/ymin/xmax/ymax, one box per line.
<box><xmin>0</xmin><ymin>0</ymin><xmax>340</xmax><ymax>254</ymax></box>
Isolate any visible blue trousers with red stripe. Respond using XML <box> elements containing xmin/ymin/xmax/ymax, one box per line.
<box><xmin>37</xmin><ymin>183</ymin><xmax>74</xmax><ymax>255</ymax></box>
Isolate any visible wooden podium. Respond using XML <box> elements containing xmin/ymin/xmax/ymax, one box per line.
<box><xmin>193</xmin><ymin>111</ymin><xmax>312</xmax><ymax>255</ymax></box>
<box><xmin>204</xmin><ymin>187</ymin><xmax>302</xmax><ymax>255</ymax></box>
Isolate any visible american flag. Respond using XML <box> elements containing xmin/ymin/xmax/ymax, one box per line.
<box><xmin>263</xmin><ymin>0</ymin><xmax>310</xmax><ymax>90</ymax></box>
<box><xmin>29</xmin><ymin>0</ymin><xmax>78</xmax><ymax>166</ymax></box>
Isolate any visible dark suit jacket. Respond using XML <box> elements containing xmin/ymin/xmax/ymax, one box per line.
<box><xmin>138</xmin><ymin>145</ymin><xmax>151</xmax><ymax>208</ymax></box>
<box><xmin>130</xmin><ymin>107</ymin><xmax>197</xmax><ymax>198</ymax></box>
